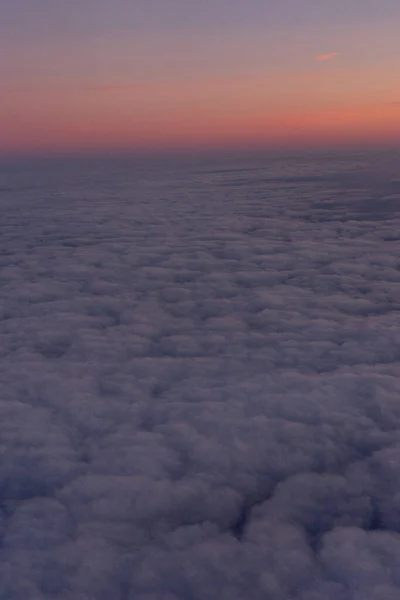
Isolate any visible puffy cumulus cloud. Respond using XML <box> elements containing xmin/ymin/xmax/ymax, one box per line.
<box><xmin>0</xmin><ymin>151</ymin><xmax>400</xmax><ymax>599</ymax></box>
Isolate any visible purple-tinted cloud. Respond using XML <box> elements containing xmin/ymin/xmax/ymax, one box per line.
<box><xmin>1</xmin><ymin>150</ymin><xmax>400</xmax><ymax>598</ymax></box>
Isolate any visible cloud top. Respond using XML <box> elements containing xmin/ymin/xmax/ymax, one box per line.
<box><xmin>1</xmin><ymin>151</ymin><xmax>400</xmax><ymax>598</ymax></box>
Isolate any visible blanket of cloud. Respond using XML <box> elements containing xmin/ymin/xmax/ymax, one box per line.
<box><xmin>1</xmin><ymin>148</ymin><xmax>400</xmax><ymax>599</ymax></box>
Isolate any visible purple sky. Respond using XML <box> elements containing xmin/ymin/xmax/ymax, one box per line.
<box><xmin>1</xmin><ymin>0</ymin><xmax>400</xmax><ymax>153</ymax></box>
<box><xmin>2</xmin><ymin>0</ymin><xmax>400</xmax><ymax>37</ymax></box>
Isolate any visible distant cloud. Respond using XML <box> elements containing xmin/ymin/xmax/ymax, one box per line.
<box><xmin>315</xmin><ymin>52</ymin><xmax>340</xmax><ymax>62</ymax></box>
<box><xmin>86</xmin><ymin>84</ymin><xmax>141</xmax><ymax>92</ymax></box>
<box><xmin>85</xmin><ymin>77</ymin><xmax>243</xmax><ymax>93</ymax></box>
<box><xmin>86</xmin><ymin>83</ymin><xmax>171</xmax><ymax>96</ymax></box>
<box><xmin>85</xmin><ymin>73</ymin><xmax>317</xmax><ymax>95</ymax></box>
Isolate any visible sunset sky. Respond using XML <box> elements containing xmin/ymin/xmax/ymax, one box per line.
<box><xmin>2</xmin><ymin>0</ymin><xmax>400</xmax><ymax>155</ymax></box>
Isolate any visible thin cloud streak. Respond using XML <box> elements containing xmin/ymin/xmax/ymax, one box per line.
<box><xmin>86</xmin><ymin>84</ymin><xmax>141</xmax><ymax>92</ymax></box>
<box><xmin>315</xmin><ymin>52</ymin><xmax>340</xmax><ymax>62</ymax></box>
<box><xmin>85</xmin><ymin>71</ymin><xmax>322</xmax><ymax>94</ymax></box>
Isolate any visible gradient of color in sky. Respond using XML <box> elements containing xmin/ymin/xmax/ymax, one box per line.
<box><xmin>1</xmin><ymin>0</ymin><xmax>400</xmax><ymax>155</ymax></box>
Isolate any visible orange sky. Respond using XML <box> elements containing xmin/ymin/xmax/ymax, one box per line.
<box><xmin>1</xmin><ymin>5</ymin><xmax>400</xmax><ymax>155</ymax></box>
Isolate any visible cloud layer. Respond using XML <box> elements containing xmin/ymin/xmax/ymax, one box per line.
<box><xmin>0</xmin><ymin>150</ymin><xmax>400</xmax><ymax>599</ymax></box>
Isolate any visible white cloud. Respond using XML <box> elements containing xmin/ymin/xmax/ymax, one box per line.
<box><xmin>0</xmin><ymin>151</ymin><xmax>400</xmax><ymax>598</ymax></box>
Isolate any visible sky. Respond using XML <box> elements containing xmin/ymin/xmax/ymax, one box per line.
<box><xmin>1</xmin><ymin>0</ymin><xmax>400</xmax><ymax>154</ymax></box>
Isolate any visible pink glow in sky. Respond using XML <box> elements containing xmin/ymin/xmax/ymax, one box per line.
<box><xmin>1</xmin><ymin>1</ymin><xmax>400</xmax><ymax>154</ymax></box>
